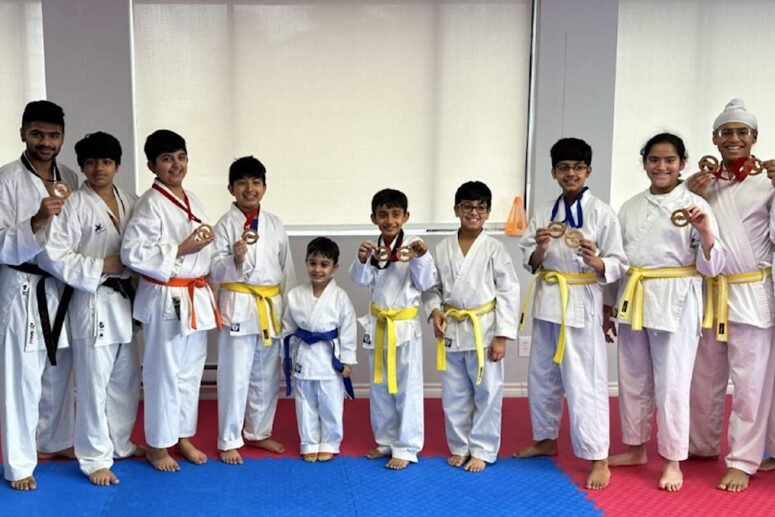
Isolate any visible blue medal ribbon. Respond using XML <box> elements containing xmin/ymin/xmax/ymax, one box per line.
<box><xmin>550</xmin><ymin>186</ymin><xmax>588</xmax><ymax>228</ymax></box>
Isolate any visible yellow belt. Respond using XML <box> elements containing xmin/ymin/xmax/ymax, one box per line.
<box><xmin>369</xmin><ymin>303</ymin><xmax>420</xmax><ymax>394</ymax></box>
<box><xmin>617</xmin><ymin>266</ymin><xmax>698</xmax><ymax>331</ymax></box>
<box><xmin>702</xmin><ymin>267</ymin><xmax>772</xmax><ymax>342</ymax></box>
<box><xmin>220</xmin><ymin>283</ymin><xmax>281</xmax><ymax>346</ymax></box>
<box><xmin>436</xmin><ymin>300</ymin><xmax>496</xmax><ymax>385</ymax></box>
<box><xmin>519</xmin><ymin>270</ymin><xmax>596</xmax><ymax>364</ymax></box>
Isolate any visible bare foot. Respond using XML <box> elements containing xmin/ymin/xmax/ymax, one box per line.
<box><xmin>89</xmin><ymin>468</ymin><xmax>119</xmax><ymax>486</ymax></box>
<box><xmin>176</xmin><ymin>438</ymin><xmax>207</xmax><ymax>465</ymax></box>
<box><xmin>219</xmin><ymin>449</ymin><xmax>243</xmax><ymax>465</ymax></box>
<box><xmin>246</xmin><ymin>437</ymin><xmax>285</xmax><ymax>454</ymax></box>
<box><xmin>146</xmin><ymin>446</ymin><xmax>180</xmax><ymax>472</ymax></box>
<box><xmin>303</xmin><ymin>453</ymin><xmax>318</xmax><ymax>463</ymax></box>
<box><xmin>132</xmin><ymin>445</ymin><xmax>147</xmax><ymax>458</ymax></box>
<box><xmin>659</xmin><ymin>460</ymin><xmax>683</xmax><ymax>492</ymax></box>
<box><xmin>718</xmin><ymin>467</ymin><xmax>750</xmax><ymax>492</ymax></box>
<box><xmin>317</xmin><ymin>453</ymin><xmax>334</xmax><ymax>462</ymax></box>
<box><xmin>386</xmin><ymin>458</ymin><xmax>408</xmax><ymax>470</ymax></box>
<box><xmin>37</xmin><ymin>446</ymin><xmax>76</xmax><ymax>460</ymax></box>
<box><xmin>608</xmin><ymin>445</ymin><xmax>647</xmax><ymax>467</ymax></box>
<box><xmin>464</xmin><ymin>457</ymin><xmax>486</xmax><ymax>473</ymax></box>
<box><xmin>366</xmin><ymin>448</ymin><xmax>388</xmax><ymax>460</ymax></box>
<box><xmin>759</xmin><ymin>457</ymin><xmax>775</xmax><ymax>472</ymax></box>
<box><xmin>586</xmin><ymin>459</ymin><xmax>610</xmax><ymax>490</ymax></box>
<box><xmin>513</xmin><ymin>439</ymin><xmax>558</xmax><ymax>458</ymax></box>
<box><xmin>448</xmin><ymin>454</ymin><xmax>467</xmax><ymax>468</ymax></box>
<box><xmin>10</xmin><ymin>476</ymin><xmax>37</xmax><ymax>491</ymax></box>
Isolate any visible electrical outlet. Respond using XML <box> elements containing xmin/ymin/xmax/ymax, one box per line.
<box><xmin>518</xmin><ymin>336</ymin><xmax>531</xmax><ymax>357</ymax></box>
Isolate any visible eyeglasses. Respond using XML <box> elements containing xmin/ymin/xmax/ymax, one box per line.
<box><xmin>457</xmin><ymin>202</ymin><xmax>489</xmax><ymax>214</ymax></box>
<box><xmin>715</xmin><ymin>127</ymin><xmax>755</xmax><ymax>139</ymax></box>
<box><xmin>554</xmin><ymin>163</ymin><xmax>589</xmax><ymax>174</ymax></box>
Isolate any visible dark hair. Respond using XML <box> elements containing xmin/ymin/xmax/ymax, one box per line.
<box><xmin>371</xmin><ymin>188</ymin><xmax>408</xmax><ymax>214</ymax></box>
<box><xmin>454</xmin><ymin>181</ymin><xmax>492</xmax><ymax>207</ymax></box>
<box><xmin>640</xmin><ymin>132</ymin><xmax>688</xmax><ymax>164</ymax></box>
<box><xmin>550</xmin><ymin>137</ymin><xmax>592</xmax><ymax>167</ymax></box>
<box><xmin>306</xmin><ymin>237</ymin><xmax>339</xmax><ymax>265</ymax></box>
<box><xmin>22</xmin><ymin>100</ymin><xmax>65</xmax><ymax>128</ymax></box>
<box><xmin>144</xmin><ymin>129</ymin><xmax>187</xmax><ymax>162</ymax></box>
<box><xmin>74</xmin><ymin>132</ymin><xmax>122</xmax><ymax>168</ymax></box>
<box><xmin>229</xmin><ymin>156</ymin><xmax>266</xmax><ymax>186</ymax></box>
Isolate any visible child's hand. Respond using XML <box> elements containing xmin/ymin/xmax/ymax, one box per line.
<box><xmin>686</xmin><ymin>171</ymin><xmax>715</xmax><ymax>199</ymax></box>
<box><xmin>102</xmin><ymin>255</ymin><xmax>123</xmax><ymax>275</ymax></box>
<box><xmin>340</xmin><ymin>364</ymin><xmax>352</xmax><ymax>378</ymax></box>
<box><xmin>431</xmin><ymin>308</ymin><xmax>446</xmax><ymax>339</ymax></box>
<box><xmin>488</xmin><ymin>336</ymin><xmax>507</xmax><ymax>362</ymax></box>
<box><xmin>764</xmin><ymin>159</ymin><xmax>775</xmax><ymax>187</ymax></box>
<box><xmin>602</xmin><ymin>304</ymin><xmax>617</xmax><ymax>343</ymax></box>
<box><xmin>409</xmin><ymin>240</ymin><xmax>428</xmax><ymax>258</ymax></box>
<box><xmin>357</xmin><ymin>241</ymin><xmax>377</xmax><ymax>264</ymax></box>
<box><xmin>177</xmin><ymin>230</ymin><xmax>214</xmax><ymax>257</ymax></box>
<box><xmin>534</xmin><ymin>227</ymin><xmax>553</xmax><ymax>252</ymax></box>
<box><xmin>578</xmin><ymin>239</ymin><xmax>604</xmax><ymax>274</ymax></box>
<box><xmin>686</xmin><ymin>204</ymin><xmax>711</xmax><ymax>234</ymax></box>
<box><xmin>233</xmin><ymin>239</ymin><xmax>248</xmax><ymax>267</ymax></box>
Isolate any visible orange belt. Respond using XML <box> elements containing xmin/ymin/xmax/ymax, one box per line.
<box><xmin>142</xmin><ymin>275</ymin><xmax>223</xmax><ymax>330</ymax></box>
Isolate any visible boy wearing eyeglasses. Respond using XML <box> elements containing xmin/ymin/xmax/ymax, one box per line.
<box><xmin>513</xmin><ymin>138</ymin><xmax>627</xmax><ymax>489</ymax></box>
<box><xmin>687</xmin><ymin>99</ymin><xmax>775</xmax><ymax>492</ymax></box>
<box><xmin>350</xmin><ymin>188</ymin><xmax>436</xmax><ymax>470</ymax></box>
<box><xmin>423</xmin><ymin>181</ymin><xmax>520</xmax><ymax>473</ymax></box>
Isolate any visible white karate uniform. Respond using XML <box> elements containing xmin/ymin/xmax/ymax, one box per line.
<box><xmin>350</xmin><ymin>235</ymin><xmax>436</xmax><ymax>463</ymax></box>
<box><xmin>423</xmin><ymin>232</ymin><xmax>519</xmax><ymax>463</ymax></box>
<box><xmin>210</xmin><ymin>204</ymin><xmax>295</xmax><ymax>450</ymax></box>
<box><xmin>39</xmin><ymin>183</ymin><xmax>140</xmax><ymax>476</ymax></box>
<box><xmin>283</xmin><ymin>280</ymin><xmax>357</xmax><ymax>455</ymax></box>
<box><xmin>121</xmin><ymin>180</ymin><xmax>218</xmax><ymax>449</ymax></box>
<box><xmin>689</xmin><ymin>172</ymin><xmax>775</xmax><ymax>475</ymax></box>
<box><xmin>0</xmin><ymin>157</ymin><xmax>78</xmax><ymax>482</ymax></box>
<box><xmin>520</xmin><ymin>192</ymin><xmax>628</xmax><ymax>460</ymax></box>
<box><xmin>615</xmin><ymin>184</ymin><xmax>725</xmax><ymax>461</ymax></box>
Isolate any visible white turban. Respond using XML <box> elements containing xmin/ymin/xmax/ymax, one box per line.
<box><xmin>713</xmin><ymin>98</ymin><xmax>758</xmax><ymax>130</ymax></box>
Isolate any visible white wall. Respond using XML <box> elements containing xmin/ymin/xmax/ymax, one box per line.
<box><xmin>37</xmin><ymin>0</ymin><xmax>623</xmax><ymax>396</ymax></box>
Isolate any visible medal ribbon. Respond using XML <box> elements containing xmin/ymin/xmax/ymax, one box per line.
<box><xmin>550</xmin><ymin>187</ymin><xmax>587</xmax><ymax>228</ymax></box>
<box><xmin>369</xmin><ymin>229</ymin><xmax>405</xmax><ymax>269</ymax></box>
<box><xmin>152</xmin><ymin>181</ymin><xmax>201</xmax><ymax>222</ymax></box>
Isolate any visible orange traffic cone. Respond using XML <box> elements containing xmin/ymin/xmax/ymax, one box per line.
<box><xmin>504</xmin><ymin>196</ymin><xmax>527</xmax><ymax>236</ymax></box>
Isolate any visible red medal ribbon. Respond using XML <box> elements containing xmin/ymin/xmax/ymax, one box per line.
<box><xmin>152</xmin><ymin>181</ymin><xmax>202</xmax><ymax>222</ymax></box>
<box><xmin>243</xmin><ymin>207</ymin><xmax>260</xmax><ymax>231</ymax></box>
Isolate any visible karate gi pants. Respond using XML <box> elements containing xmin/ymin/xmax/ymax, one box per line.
<box><xmin>217</xmin><ymin>333</ymin><xmax>281</xmax><ymax>451</ymax></box>
<box><xmin>368</xmin><ymin>338</ymin><xmax>424</xmax><ymax>463</ymax></box>
<box><xmin>294</xmin><ymin>377</ymin><xmax>344</xmax><ymax>455</ymax></box>
<box><xmin>442</xmin><ymin>348</ymin><xmax>504</xmax><ymax>463</ymax></box>
<box><xmin>528</xmin><ymin>319</ymin><xmax>609</xmax><ymax>460</ymax></box>
<box><xmin>72</xmin><ymin>337</ymin><xmax>140</xmax><ymax>475</ymax></box>
<box><xmin>689</xmin><ymin>323</ymin><xmax>775</xmax><ymax>474</ymax></box>
<box><xmin>142</xmin><ymin>317</ymin><xmax>207</xmax><ymax>448</ymax></box>
<box><xmin>37</xmin><ymin>348</ymin><xmax>75</xmax><ymax>455</ymax></box>
<box><xmin>617</xmin><ymin>293</ymin><xmax>700</xmax><ymax>461</ymax></box>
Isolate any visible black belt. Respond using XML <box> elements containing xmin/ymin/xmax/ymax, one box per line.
<box><xmin>101</xmin><ymin>277</ymin><xmax>135</xmax><ymax>305</ymax></box>
<box><xmin>8</xmin><ymin>262</ymin><xmax>73</xmax><ymax>366</ymax></box>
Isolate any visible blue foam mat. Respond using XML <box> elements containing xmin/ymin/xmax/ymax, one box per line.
<box><xmin>1</xmin><ymin>457</ymin><xmax>600</xmax><ymax>516</ymax></box>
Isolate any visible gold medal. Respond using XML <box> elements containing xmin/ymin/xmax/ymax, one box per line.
<box><xmin>670</xmin><ymin>209</ymin><xmax>690</xmax><ymax>227</ymax></box>
<box><xmin>745</xmin><ymin>156</ymin><xmax>764</xmax><ymax>176</ymax></box>
<box><xmin>373</xmin><ymin>246</ymin><xmax>391</xmax><ymax>262</ymax></box>
<box><xmin>52</xmin><ymin>181</ymin><xmax>71</xmax><ymax>199</ymax></box>
<box><xmin>195</xmin><ymin>224</ymin><xmax>214</xmax><ymax>240</ymax></box>
<box><xmin>698</xmin><ymin>155</ymin><xmax>720</xmax><ymax>175</ymax></box>
<box><xmin>396</xmin><ymin>246</ymin><xmax>414</xmax><ymax>262</ymax></box>
<box><xmin>547</xmin><ymin>221</ymin><xmax>566</xmax><ymax>238</ymax></box>
<box><xmin>563</xmin><ymin>229</ymin><xmax>584</xmax><ymax>248</ymax></box>
<box><xmin>242</xmin><ymin>228</ymin><xmax>259</xmax><ymax>244</ymax></box>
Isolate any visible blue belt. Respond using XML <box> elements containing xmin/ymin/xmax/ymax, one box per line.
<box><xmin>283</xmin><ymin>328</ymin><xmax>354</xmax><ymax>399</ymax></box>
